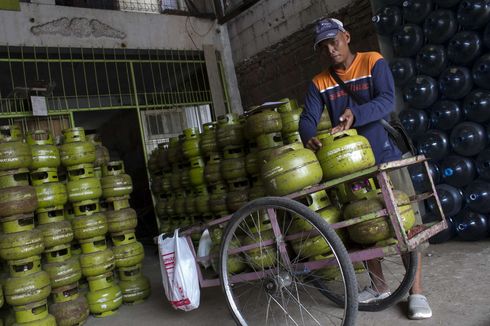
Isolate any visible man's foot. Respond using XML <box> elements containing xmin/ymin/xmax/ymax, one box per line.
<box><xmin>358</xmin><ymin>287</ymin><xmax>390</xmax><ymax>304</ymax></box>
<box><xmin>408</xmin><ymin>294</ymin><xmax>432</xmax><ymax>320</ymax></box>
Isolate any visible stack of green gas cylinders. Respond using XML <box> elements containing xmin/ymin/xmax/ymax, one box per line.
<box><xmin>31</xmin><ymin>129</ymin><xmax>88</xmax><ymax>326</ymax></box>
<box><xmin>101</xmin><ymin>161</ymin><xmax>150</xmax><ymax>305</ymax></box>
<box><xmin>0</xmin><ymin>125</ymin><xmax>55</xmax><ymax>325</ymax></box>
<box><xmin>60</xmin><ymin>127</ymin><xmax>122</xmax><ymax>318</ymax></box>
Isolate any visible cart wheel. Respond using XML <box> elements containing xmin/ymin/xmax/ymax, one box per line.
<box><xmin>315</xmin><ymin>250</ymin><xmax>418</xmax><ymax>312</ymax></box>
<box><xmin>219</xmin><ymin>197</ymin><xmax>358</xmax><ymax>326</ymax></box>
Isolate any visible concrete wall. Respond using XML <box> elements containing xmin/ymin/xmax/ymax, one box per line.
<box><xmin>0</xmin><ymin>2</ymin><xmax>217</xmax><ymax>50</ymax></box>
<box><xmin>227</xmin><ymin>0</ymin><xmax>357</xmax><ymax>64</ymax></box>
<box><xmin>231</xmin><ymin>0</ymin><xmax>379</xmax><ymax>107</ymax></box>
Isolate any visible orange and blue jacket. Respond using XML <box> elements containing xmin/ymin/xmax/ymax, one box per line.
<box><xmin>299</xmin><ymin>51</ymin><xmax>401</xmax><ymax>164</ymax></box>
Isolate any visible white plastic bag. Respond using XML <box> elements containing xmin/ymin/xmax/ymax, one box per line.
<box><xmin>158</xmin><ymin>229</ymin><xmax>200</xmax><ymax>311</ymax></box>
<box><xmin>197</xmin><ymin>229</ymin><xmax>212</xmax><ymax>269</ymax></box>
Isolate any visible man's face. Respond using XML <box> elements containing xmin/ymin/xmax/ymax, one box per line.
<box><xmin>320</xmin><ymin>32</ymin><xmax>351</xmax><ymax>65</ymax></box>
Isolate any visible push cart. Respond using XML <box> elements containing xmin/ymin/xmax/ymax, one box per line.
<box><xmin>180</xmin><ymin>155</ymin><xmax>447</xmax><ymax>326</ymax></box>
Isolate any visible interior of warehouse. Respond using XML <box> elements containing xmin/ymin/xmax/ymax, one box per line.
<box><xmin>0</xmin><ymin>0</ymin><xmax>489</xmax><ymax>325</ymax></box>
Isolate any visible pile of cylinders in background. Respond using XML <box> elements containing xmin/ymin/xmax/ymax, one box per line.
<box><xmin>372</xmin><ymin>0</ymin><xmax>490</xmax><ymax>242</ymax></box>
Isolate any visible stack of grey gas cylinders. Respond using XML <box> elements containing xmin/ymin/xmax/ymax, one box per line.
<box><xmin>373</xmin><ymin>0</ymin><xmax>490</xmax><ymax>242</ymax></box>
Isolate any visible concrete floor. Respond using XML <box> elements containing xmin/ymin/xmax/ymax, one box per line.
<box><xmin>85</xmin><ymin>241</ymin><xmax>490</xmax><ymax>326</ymax></box>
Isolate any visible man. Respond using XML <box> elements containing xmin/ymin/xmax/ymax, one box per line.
<box><xmin>298</xmin><ymin>18</ymin><xmax>432</xmax><ymax>320</ymax></box>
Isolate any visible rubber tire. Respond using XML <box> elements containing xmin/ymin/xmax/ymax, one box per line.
<box><xmin>315</xmin><ymin>250</ymin><xmax>418</xmax><ymax>312</ymax></box>
<box><xmin>219</xmin><ymin>197</ymin><xmax>358</xmax><ymax>326</ymax></box>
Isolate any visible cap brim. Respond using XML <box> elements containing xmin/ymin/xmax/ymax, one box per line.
<box><xmin>314</xmin><ymin>30</ymin><xmax>340</xmax><ymax>49</ymax></box>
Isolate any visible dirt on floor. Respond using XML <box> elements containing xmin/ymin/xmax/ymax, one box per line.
<box><xmin>85</xmin><ymin>240</ymin><xmax>490</xmax><ymax>326</ymax></box>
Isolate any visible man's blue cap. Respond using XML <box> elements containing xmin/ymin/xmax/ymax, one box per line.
<box><xmin>314</xmin><ymin>18</ymin><xmax>346</xmax><ymax>49</ymax></box>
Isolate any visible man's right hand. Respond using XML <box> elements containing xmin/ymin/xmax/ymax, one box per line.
<box><xmin>306</xmin><ymin>137</ymin><xmax>322</xmax><ymax>151</ymax></box>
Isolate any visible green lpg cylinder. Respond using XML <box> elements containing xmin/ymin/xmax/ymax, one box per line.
<box><xmin>34</xmin><ymin>182</ymin><xmax>68</xmax><ymax>209</ymax></box>
<box><xmin>208</xmin><ymin>182</ymin><xmax>228</xmax><ymax>216</ymax></box>
<box><xmin>30</xmin><ymin>167</ymin><xmax>59</xmax><ymax>185</ymax></box>
<box><xmin>189</xmin><ymin>156</ymin><xmax>205</xmax><ymax>187</ymax></box>
<box><xmin>27</xmin><ymin>130</ymin><xmax>60</xmax><ymax>169</ymax></box>
<box><xmin>0</xmin><ymin>131</ymin><xmax>32</xmax><ymax>171</ymax></box>
<box><xmin>0</xmin><ymin>186</ymin><xmax>37</xmax><ymax>217</ymax></box>
<box><xmin>79</xmin><ymin>235</ymin><xmax>107</xmax><ymax>253</ymax></box>
<box><xmin>105</xmin><ymin>208</ymin><xmax>137</xmax><ymax>234</ymax></box>
<box><xmin>182</xmin><ymin>127</ymin><xmax>201</xmax><ymax>159</ymax></box>
<box><xmin>43</xmin><ymin>255</ymin><xmax>82</xmax><ymax>288</ymax></box>
<box><xmin>154</xmin><ymin>143</ymin><xmax>170</xmax><ymax>172</ymax></box>
<box><xmin>317</xmin><ymin>130</ymin><xmax>375</xmax><ymax>180</ymax></box>
<box><xmin>66</xmin><ymin>167</ymin><xmax>102</xmax><ymax>203</ymax></box>
<box><xmin>155</xmin><ymin>195</ymin><xmax>167</xmax><ymax>218</ymax></box>
<box><xmin>289</xmin><ymin>205</ymin><xmax>344</xmax><ymax>258</ymax></box>
<box><xmin>7</xmin><ymin>255</ymin><xmax>41</xmax><ymax>278</ymax></box>
<box><xmin>245</xmin><ymin>142</ymin><xmax>259</xmax><ymax>176</ymax></box>
<box><xmin>150</xmin><ymin>172</ymin><xmax>163</xmax><ymax>195</ymax></box>
<box><xmin>243</xmin><ymin>228</ymin><xmax>276</xmax><ymax>270</ymax></box>
<box><xmin>317</xmin><ymin>109</ymin><xmax>332</xmax><ymax>132</ymax></box>
<box><xmin>261</xmin><ymin>144</ymin><xmax>323</xmax><ymax>196</ymax></box>
<box><xmin>343</xmin><ymin>190</ymin><xmax>416</xmax><ymax>245</ymax></box>
<box><xmin>60</xmin><ymin>129</ymin><xmax>96</xmax><ymax>167</ymax></box>
<box><xmin>204</xmin><ymin>153</ymin><xmax>223</xmax><ymax>185</ymax></box>
<box><xmin>200</xmin><ymin>122</ymin><xmax>218</xmax><ymax>157</ymax></box>
<box><xmin>118</xmin><ymin>274</ymin><xmax>151</xmax><ymax>304</ymax></box>
<box><xmin>169</xmin><ymin>164</ymin><xmax>182</xmax><ymax>191</ymax></box>
<box><xmin>180</xmin><ymin>163</ymin><xmax>191</xmax><ymax>190</ymax></box>
<box><xmin>279</xmin><ymin>104</ymin><xmax>302</xmax><ymax>134</ymax></box>
<box><xmin>101</xmin><ymin>164</ymin><xmax>133</xmax><ymax>199</ymax></box>
<box><xmin>161</xmin><ymin>172</ymin><xmax>172</xmax><ymax>194</ymax></box>
<box><xmin>4</xmin><ymin>271</ymin><xmax>51</xmax><ymax>305</ymax></box>
<box><xmin>245</xmin><ymin>107</ymin><xmax>282</xmax><ymax>140</ymax></box>
<box><xmin>12</xmin><ymin>299</ymin><xmax>49</xmax><ymax>325</ymax></box>
<box><xmin>79</xmin><ymin>248</ymin><xmax>115</xmax><ymax>277</ymax></box>
<box><xmin>37</xmin><ymin>206</ymin><xmax>65</xmax><ymax>224</ymax></box>
<box><xmin>173</xmin><ymin>191</ymin><xmax>186</xmax><ymax>218</ymax></box>
<box><xmin>0</xmin><ymin>168</ymin><xmax>29</xmax><ymax>188</ymax></box>
<box><xmin>216</xmin><ymin>113</ymin><xmax>245</xmax><ymax>149</ymax></box>
<box><xmin>283</xmin><ymin>131</ymin><xmax>302</xmax><ymax>145</ymax></box>
<box><xmin>167</xmin><ymin>136</ymin><xmax>182</xmax><ymax>165</ymax></box>
<box><xmin>194</xmin><ymin>185</ymin><xmax>210</xmax><ymax>215</ymax></box>
<box><xmin>0</xmin><ymin>229</ymin><xmax>44</xmax><ymax>260</ymax></box>
<box><xmin>72</xmin><ymin>212</ymin><xmax>108</xmax><ymax>240</ymax></box>
<box><xmin>335</xmin><ymin>178</ymin><xmax>378</xmax><ymax>205</ymax></box>
<box><xmin>256</xmin><ymin>132</ymin><xmax>284</xmax><ymax>150</ymax></box>
<box><xmin>0</xmin><ymin>125</ymin><xmax>22</xmax><ymax>142</ymax></box>
<box><xmin>51</xmin><ymin>282</ymin><xmax>79</xmax><ymax>304</ymax></box>
<box><xmin>44</xmin><ymin>244</ymin><xmax>72</xmax><ymax>264</ymax></box>
<box><xmin>210</xmin><ymin>238</ymin><xmax>246</xmax><ymax>275</ymax></box>
<box><xmin>37</xmin><ymin>220</ymin><xmax>74</xmax><ymax>248</ymax></box>
<box><xmin>86</xmin><ymin>283</ymin><xmax>122</xmax><ymax>317</ymax></box>
<box><xmin>1</xmin><ymin>214</ymin><xmax>34</xmax><ymax>234</ymax></box>
<box><xmin>184</xmin><ymin>191</ymin><xmax>197</xmax><ymax>218</ymax></box>
<box><xmin>87</xmin><ymin>272</ymin><xmax>115</xmax><ymax>292</ymax></box>
<box><xmin>49</xmin><ymin>294</ymin><xmax>89</xmax><ymax>326</ymax></box>
<box><xmin>112</xmin><ymin>240</ymin><xmax>145</xmax><ymax>268</ymax></box>
<box><xmin>248</xmin><ymin>177</ymin><xmax>266</xmax><ymax>200</ymax></box>
<box><xmin>221</xmin><ymin>147</ymin><xmax>247</xmax><ymax>182</ymax></box>
<box><xmin>72</xmin><ymin>199</ymin><xmax>100</xmax><ymax>217</ymax></box>
<box><xmin>226</xmin><ymin>179</ymin><xmax>250</xmax><ymax>212</ymax></box>
<box><xmin>86</xmin><ymin>134</ymin><xmax>110</xmax><ymax>168</ymax></box>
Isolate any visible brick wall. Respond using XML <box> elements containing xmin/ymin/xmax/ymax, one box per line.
<box><xmin>234</xmin><ymin>0</ymin><xmax>379</xmax><ymax>108</ymax></box>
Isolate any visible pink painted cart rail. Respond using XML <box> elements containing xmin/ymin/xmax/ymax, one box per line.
<box><xmin>180</xmin><ymin>155</ymin><xmax>447</xmax><ymax>289</ymax></box>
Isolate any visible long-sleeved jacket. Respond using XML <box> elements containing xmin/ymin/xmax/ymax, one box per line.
<box><xmin>299</xmin><ymin>51</ymin><xmax>401</xmax><ymax>164</ymax></box>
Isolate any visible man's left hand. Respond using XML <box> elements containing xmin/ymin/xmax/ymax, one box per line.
<box><xmin>331</xmin><ymin>108</ymin><xmax>354</xmax><ymax>134</ymax></box>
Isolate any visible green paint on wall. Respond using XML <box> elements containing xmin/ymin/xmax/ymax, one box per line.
<box><xmin>0</xmin><ymin>0</ymin><xmax>20</xmax><ymax>11</ymax></box>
